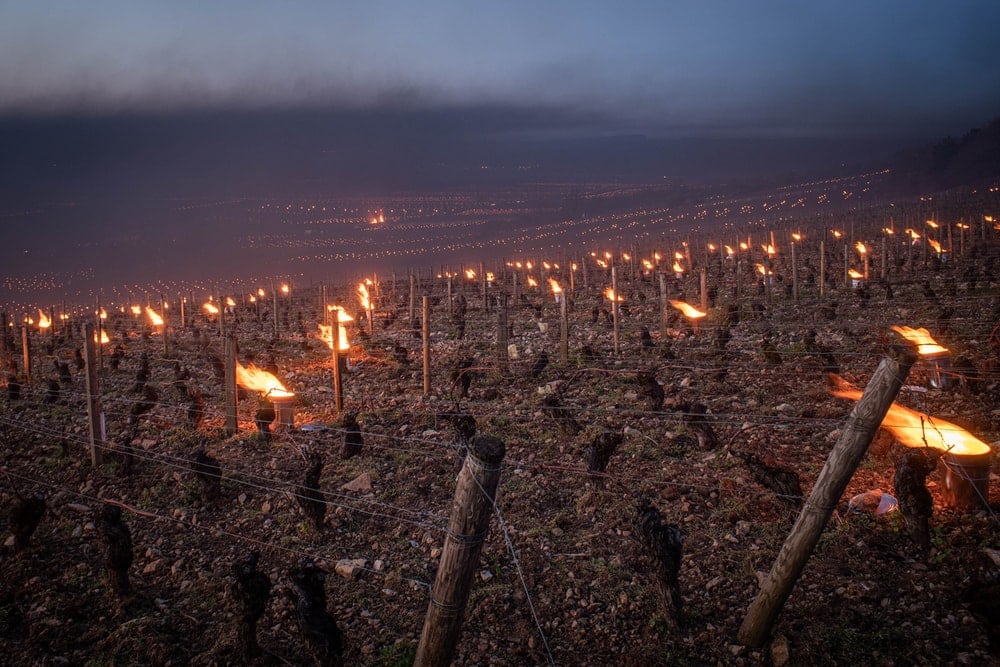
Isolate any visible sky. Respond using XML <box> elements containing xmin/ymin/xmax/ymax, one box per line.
<box><xmin>2</xmin><ymin>1</ymin><xmax>1000</xmax><ymax>139</ymax></box>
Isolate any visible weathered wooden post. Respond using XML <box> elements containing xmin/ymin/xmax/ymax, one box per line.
<box><xmin>700</xmin><ymin>267</ymin><xmax>708</xmax><ymax>311</ymax></box>
<box><xmin>881</xmin><ymin>236</ymin><xmax>888</xmax><ymax>281</ymax></box>
<box><xmin>408</xmin><ymin>274</ymin><xmax>416</xmax><ymax>324</ymax></box>
<box><xmin>272</xmin><ymin>284</ymin><xmax>279</xmax><ymax>339</ymax></box>
<box><xmin>331</xmin><ymin>319</ymin><xmax>343</xmax><ymax>414</ymax></box>
<box><xmin>559</xmin><ymin>292</ymin><xmax>569</xmax><ymax>363</ymax></box>
<box><xmin>496</xmin><ymin>294</ymin><xmax>509</xmax><ymax>374</ymax></box>
<box><xmin>843</xmin><ymin>244</ymin><xmax>850</xmax><ymax>289</ymax></box>
<box><xmin>659</xmin><ymin>273</ymin><xmax>668</xmax><ymax>337</ymax></box>
<box><xmin>819</xmin><ymin>240</ymin><xmax>826</xmax><ymax>298</ymax></box>
<box><xmin>20</xmin><ymin>325</ymin><xmax>30</xmax><ymax>383</ymax></box>
<box><xmin>611</xmin><ymin>266</ymin><xmax>621</xmax><ymax>356</ymax></box>
<box><xmin>791</xmin><ymin>241</ymin><xmax>799</xmax><ymax>304</ymax></box>
<box><xmin>224</xmin><ymin>333</ymin><xmax>238</xmax><ymax>436</ymax></box>
<box><xmin>738</xmin><ymin>345</ymin><xmax>919</xmax><ymax>647</ymax></box>
<box><xmin>446</xmin><ymin>276</ymin><xmax>453</xmax><ymax>319</ymax></box>
<box><xmin>422</xmin><ymin>296</ymin><xmax>431</xmax><ymax>397</ymax></box>
<box><xmin>415</xmin><ymin>435</ymin><xmax>506</xmax><ymax>667</ymax></box>
<box><xmin>82</xmin><ymin>323</ymin><xmax>104</xmax><ymax>465</ymax></box>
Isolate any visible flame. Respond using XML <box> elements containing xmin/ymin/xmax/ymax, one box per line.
<box><xmin>855</xmin><ymin>241</ymin><xmax>867</xmax><ymax>255</ymax></box>
<box><xmin>236</xmin><ymin>361</ymin><xmax>293</xmax><ymax>398</ymax></box>
<box><xmin>358</xmin><ymin>282</ymin><xmax>371</xmax><ymax>310</ymax></box>
<box><xmin>98</xmin><ymin>307</ymin><xmax>108</xmax><ymax>320</ymax></box>
<box><xmin>249</xmin><ymin>295</ymin><xmax>256</xmax><ymax>303</ymax></box>
<box><xmin>642</xmin><ymin>259</ymin><xmax>654</xmax><ymax>270</ymax></box>
<box><xmin>486</xmin><ymin>272</ymin><xmax>495</xmax><ymax>282</ymax></box>
<box><xmin>203</xmin><ymin>302</ymin><xmax>219</xmax><ymax>315</ymax></box>
<box><xmin>883</xmin><ymin>227</ymin><xmax>895</xmax><ymax>235</ymax></box>
<box><xmin>622</xmin><ymin>253</ymin><xmax>631</xmax><ymax>262</ymax></box>
<box><xmin>891</xmin><ymin>326</ymin><xmax>948</xmax><ymax>356</ymax></box>
<box><xmin>848</xmin><ymin>269</ymin><xmax>864</xmax><ymax>279</ymax></box>
<box><xmin>724</xmin><ymin>245</ymin><xmax>735</xmax><ymax>257</ymax></box>
<box><xmin>905</xmin><ymin>228</ymin><xmax>921</xmax><ymax>240</ymax></box>
<box><xmin>526</xmin><ymin>276</ymin><xmax>538</xmax><ymax>288</ymax></box>
<box><xmin>956</xmin><ymin>223</ymin><xmax>970</xmax><ymax>230</ymax></box>
<box><xmin>791</xmin><ymin>233</ymin><xmax>802</xmax><ymax>242</ymax></box>
<box><xmin>604</xmin><ymin>252</ymin><xmax>612</xmax><ymax>260</ymax></box>
<box><xmin>762</xmin><ymin>243</ymin><xmax>776</xmax><ymax>256</ymax></box>
<box><xmin>280</xmin><ymin>283</ymin><xmax>290</xmax><ymax>295</ymax></box>
<box><xmin>318</xmin><ymin>307</ymin><xmax>353</xmax><ymax>351</ymax></box>
<box><xmin>755</xmin><ymin>263</ymin><xmax>769</xmax><ymax>276</ymax></box>
<box><xmin>526</xmin><ymin>261</ymin><xmax>534</xmax><ymax>270</ymax></box>
<box><xmin>708</xmin><ymin>243</ymin><xmax>717</xmax><ymax>252</ymax></box>
<box><xmin>515</xmin><ymin>262</ymin><xmax>523</xmax><ymax>269</ymax></box>
<box><xmin>928</xmin><ymin>238</ymin><xmax>943</xmax><ymax>253</ymax></box>
<box><xmin>130</xmin><ymin>305</ymin><xmax>142</xmax><ymax>316</ymax></box>
<box><xmin>669</xmin><ymin>300</ymin><xmax>707</xmax><ymax>319</ymax></box>
<box><xmin>571</xmin><ymin>262</ymin><xmax>578</xmax><ymax>271</ymax></box>
<box><xmin>831</xmin><ymin>385</ymin><xmax>989</xmax><ymax>456</ymax></box>
<box><xmin>605</xmin><ymin>288</ymin><xmax>624</xmax><ymax>302</ymax></box>
<box><xmin>465</xmin><ymin>269</ymin><xmax>476</xmax><ymax>280</ymax></box>
<box><xmin>739</xmin><ymin>242</ymin><xmax>749</xmax><ymax>251</ymax></box>
<box><xmin>653</xmin><ymin>252</ymin><xmax>662</xmax><ymax>261</ymax></box>
<box><xmin>926</xmin><ymin>219</ymin><xmax>939</xmax><ymax>229</ymax></box>
<box><xmin>257</xmin><ymin>288</ymin><xmax>265</xmax><ymax>297</ymax></box>
<box><xmin>674</xmin><ymin>251</ymin><xmax>684</xmax><ymax>261</ymax></box>
<box><xmin>226</xmin><ymin>296</ymin><xmax>236</xmax><ymax>307</ymax></box>
<box><xmin>672</xmin><ymin>261</ymin><xmax>685</xmax><ymax>274</ymax></box>
<box><xmin>145</xmin><ymin>307</ymin><xmax>163</xmax><ymax>327</ymax></box>
<box><xmin>37</xmin><ymin>309</ymin><xmax>51</xmax><ymax>330</ymax></box>
<box><xmin>548</xmin><ymin>278</ymin><xmax>562</xmax><ymax>295</ymax></box>
<box><xmin>543</xmin><ymin>261</ymin><xmax>552</xmax><ymax>270</ymax></box>
<box><xmin>831</xmin><ymin>230</ymin><xmax>843</xmax><ymax>239</ymax></box>
<box><xmin>596</xmin><ymin>259</ymin><xmax>608</xmax><ymax>269</ymax></box>
<box><xmin>94</xmin><ymin>329</ymin><xmax>110</xmax><ymax>344</ymax></box>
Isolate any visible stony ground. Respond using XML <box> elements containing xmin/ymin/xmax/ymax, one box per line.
<box><xmin>2</xmin><ymin>239</ymin><xmax>1000</xmax><ymax>666</ymax></box>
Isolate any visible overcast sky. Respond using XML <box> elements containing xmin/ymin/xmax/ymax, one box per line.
<box><xmin>2</xmin><ymin>1</ymin><xmax>999</xmax><ymax>138</ymax></box>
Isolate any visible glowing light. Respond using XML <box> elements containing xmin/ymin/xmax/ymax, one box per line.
<box><xmin>707</xmin><ymin>243</ymin><xmax>717</xmax><ymax>252</ymax></box>
<box><xmin>130</xmin><ymin>305</ymin><xmax>142</xmax><ymax>316</ymax></box>
<box><xmin>832</xmin><ymin>384</ymin><xmax>989</xmax><ymax>456</ymax></box>
<box><xmin>526</xmin><ymin>276</ymin><xmax>538</xmax><ymax>288</ymax></box>
<box><xmin>604</xmin><ymin>288</ymin><xmax>624</xmax><ymax>302</ymax></box>
<box><xmin>318</xmin><ymin>307</ymin><xmax>353</xmax><ymax>352</ymax></box>
<box><xmin>739</xmin><ymin>242</ymin><xmax>749</xmax><ymax>251</ymax></box>
<box><xmin>724</xmin><ymin>245</ymin><xmax>735</xmax><ymax>257</ymax></box>
<box><xmin>280</xmin><ymin>283</ymin><xmax>290</xmax><ymax>295</ymax></box>
<box><xmin>848</xmin><ymin>269</ymin><xmax>864</xmax><ymax>279</ymax></box>
<box><xmin>642</xmin><ymin>259</ymin><xmax>654</xmax><ymax>270</ymax></box>
<box><xmin>485</xmin><ymin>272</ymin><xmax>495</xmax><ymax>282</ymax></box>
<box><xmin>596</xmin><ymin>259</ymin><xmax>608</xmax><ymax>269</ymax></box>
<box><xmin>855</xmin><ymin>241</ymin><xmax>867</xmax><ymax>255</ymax></box>
<box><xmin>669</xmin><ymin>300</ymin><xmax>706</xmax><ymax>319</ymax></box>
<box><xmin>548</xmin><ymin>278</ymin><xmax>562</xmax><ymax>295</ymax></box>
<box><xmin>465</xmin><ymin>269</ymin><xmax>476</xmax><ymax>280</ymax></box>
<box><xmin>37</xmin><ymin>310</ymin><xmax>51</xmax><ymax>330</ymax></box>
<box><xmin>257</xmin><ymin>288</ymin><xmax>266</xmax><ymax>298</ymax></box>
<box><xmin>926</xmin><ymin>219</ymin><xmax>939</xmax><ymax>229</ymax></box>
<box><xmin>145</xmin><ymin>307</ymin><xmax>163</xmax><ymax>327</ymax></box>
<box><xmin>928</xmin><ymin>238</ymin><xmax>943</xmax><ymax>254</ymax></box>
<box><xmin>672</xmin><ymin>261</ymin><xmax>685</xmax><ymax>274</ymax></box>
<box><xmin>622</xmin><ymin>253</ymin><xmax>631</xmax><ymax>262</ymax></box>
<box><xmin>791</xmin><ymin>233</ymin><xmax>802</xmax><ymax>242</ymax></box>
<box><xmin>653</xmin><ymin>252</ymin><xmax>662</xmax><ymax>261</ymax></box>
<box><xmin>905</xmin><ymin>228</ymin><xmax>921</xmax><ymax>240</ymax></box>
<box><xmin>831</xmin><ymin>230</ymin><xmax>843</xmax><ymax>239</ymax></box>
<box><xmin>94</xmin><ymin>329</ymin><xmax>110</xmax><ymax>344</ymax></box>
<box><xmin>761</xmin><ymin>243</ymin><xmax>776</xmax><ymax>257</ymax></box>
<box><xmin>98</xmin><ymin>308</ymin><xmax>108</xmax><ymax>320</ymax></box>
<box><xmin>203</xmin><ymin>302</ymin><xmax>220</xmax><ymax>315</ymax></box>
<box><xmin>226</xmin><ymin>296</ymin><xmax>236</xmax><ymax>307</ymax></box>
<box><xmin>883</xmin><ymin>227</ymin><xmax>895</xmax><ymax>235</ymax></box>
<box><xmin>236</xmin><ymin>361</ymin><xmax>293</xmax><ymax>399</ymax></box>
<box><xmin>357</xmin><ymin>282</ymin><xmax>371</xmax><ymax>311</ymax></box>
<box><xmin>891</xmin><ymin>326</ymin><xmax>947</xmax><ymax>356</ymax></box>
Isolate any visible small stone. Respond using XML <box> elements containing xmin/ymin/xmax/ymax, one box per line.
<box><xmin>771</xmin><ymin>635</ymin><xmax>790</xmax><ymax>667</ymax></box>
<box><xmin>261</xmin><ymin>500</ymin><xmax>272</xmax><ymax>514</ymax></box>
<box><xmin>143</xmin><ymin>560</ymin><xmax>162</xmax><ymax>574</ymax></box>
<box><xmin>480</xmin><ymin>570</ymin><xmax>494</xmax><ymax>582</ymax></box>
<box><xmin>335</xmin><ymin>558</ymin><xmax>367</xmax><ymax>580</ymax></box>
<box><xmin>729</xmin><ymin>644</ymin><xmax>743</xmax><ymax>656</ymax></box>
<box><xmin>238</xmin><ymin>493</ymin><xmax>247</xmax><ymax>505</ymax></box>
<box><xmin>430</xmin><ymin>548</ymin><xmax>442</xmax><ymax>559</ymax></box>
<box><xmin>65</xmin><ymin>503</ymin><xmax>92</xmax><ymax>513</ymax></box>
<box><xmin>340</xmin><ymin>473</ymin><xmax>372</xmax><ymax>493</ymax></box>
<box><xmin>3</xmin><ymin>536</ymin><xmax>14</xmax><ymax>547</ymax></box>
<box><xmin>373</xmin><ymin>559</ymin><xmax>385</xmax><ymax>572</ymax></box>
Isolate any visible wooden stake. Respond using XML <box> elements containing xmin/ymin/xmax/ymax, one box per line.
<box><xmin>272</xmin><ymin>283</ymin><xmax>279</xmax><ymax>339</ymax></box>
<box><xmin>224</xmin><ymin>334</ymin><xmax>238</xmax><ymax>436</ymax></box>
<box><xmin>737</xmin><ymin>346</ymin><xmax>919</xmax><ymax>647</ymax></box>
<box><xmin>611</xmin><ymin>266</ymin><xmax>620</xmax><ymax>356</ymax></box>
<box><xmin>20</xmin><ymin>325</ymin><xmax>30</xmax><ymax>383</ymax></box>
<box><xmin>559</xmin><ymin>294</ymin><xmax>569</xmax><ymax>363</ymax></box>
<box><xmin>422</xmin><ymin>296</ymin><xmax>431</xmax><ymax>397</ymax></box>
<box><xmin>331</xmin><ymin>325</ymin><xmax>343</xmax><ymax>414</ymax></box>
<box><xmin>791</xmin><ymin>242</ymin><xmax>799</xmax><ymax>304</ymax></box>
<box><xmin>819</xmin><ymin>241</ymin><xmax>826</xmax><ymax>298</ymax></box>
<box><xmin>700</xmin><ymin>268</ymin><xmax>708</xmax><ymax>312</ymax></box>
<box><xmin>415</xmin><ymin>435</ymin><xmax>506</xmax><ymax>667</ymax></box>
<box><xmin>82</xmin><ymin>323</ymin><xmax>104</xmax><ymax>466</ymax></box>
<box><xmin>409</xmin><ymin>274</ymin><xmax>416</xmax><ymax>324</ymax></box>
<box><xmin>659</xmin><ymin>273</ymin><xmax>668</xmax><ymax>337</ymax></box>
<box><xmin>496</xmin><ymin>294</ymin><xmax>509</xmax><ymax>374</ymax></box>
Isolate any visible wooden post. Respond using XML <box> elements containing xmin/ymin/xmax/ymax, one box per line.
<box><xmin>422</xmin><ymin>296</ymin><xmax>431</xmax><ymax>397</ymax></box>
<box><xmin>446</xmin><ymin>276</ymin><xmax>453</xmax><ymax>319</ymax></box>
<box><xmin>881</xmin><ymin>237</ymin><xmax>888</xmax><ymax>281</ymax></box>
<box><xmin>272</xmin><ymin>284</ymin><xmax>279</xmax><ymax>338</ymax></box>
<box><xmin>496</xmin><ymin>294</ymin><xmax>509</xmax><ymax>374</ymax></box>
<box><xmin>559</xmin><ymin>294</ymin><xmax>569</xmax><ymax>363</ymax></box>
<box><xmin>819</xmin><ymin>240</ymin><xmax>826</xmax><ymax>298</ymax></box>
<box><xmin>179</xmin><ymin>296</ymin><xmax>186</xmax><ymax>330</ymax></box>
<box><xmin>791</xmin><ymin>242</ymin><xmax>799</xmax><ymax>304</ymax></box>
<box><xmin>659</xmin><ymin>273</ymin><xmax>668</xmax><ymax>337</ymax></box>
<box><xmin>737</xmin><ymin>346</ymin><xmax>919</xmax><ymax>647</ymax></box>
<box><xmin>224</xmin><ymin>333</ymin><xmax>238</xmax><ymax>436</ymax></box>
<box><xmin>415</xmin><ymin>435</ymin><xmax>506</xmax><ymax>667</ymax></box>
<box><xmin>700</xmin><ymin>267</ymin><xmax>708</xmax><ymax>312</ymax></box>
<box><xmin>82</xmin><ymin>323</ymin><xmax>104</xmax><ymax>466</ymax></box>
<box><xmin>843</xmin><ymin>244</ymin><xmax>850</xmax><ymax>288</ymax></box>
<box><xmin>20</xmin><ymin>325</ymin><xmax>30</xmax><ymax>383</ymax></box>
<box><xmin>611</xmin><ymin>266</ymin><xmax>621</xmax><ymax>356</ymax></box>
<box><xmin>408</xmin><ymin>274</ymin><xmax>416</xmax><ymax>324</ymax></box>
<box><xmin>331</xmin><ymin>323</ymin><xmax>343</xmax><ymax>414</ymax></box>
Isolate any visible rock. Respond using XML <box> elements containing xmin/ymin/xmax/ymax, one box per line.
<box><xmin>340</xmin><ymin>473</ymin><xmax>372</xmax><ymax>493</ymax></box>
<box><xmin>373</xmin><ymin>559</ymin><xmax>385</xmax><ymax>572</ymax></box>
<box><xmin>335</xmin><ymin>558</ymin><xmax>367</xmax><ymax>579</ymax></box>
<box><xmin>3</xmin><ymin>535</ymin><xmax>14</xmax><ymax>547</ymax></box>
<box><xmin>261</xmin><ymin>500</ymin><xmax>272</xmax><ymax>514</ymax></box>
<box><xmin>65</xmin><ymin>503</ymin><xmax>92</xmax><ymax>514</ymax></box>
<box><xmin>143</xmin><ymin>560</ymin><xmax>162</xmax><ymax>574</ymax></box>
<box><xmin>430</xmin><ymin>548</ymin><xmax>442</xmax><ymax>559</ymax></box>
<box><xmin>480</xmin><ymin>569</ymin><xmax>494</xmax><ymax>582</ymax></box>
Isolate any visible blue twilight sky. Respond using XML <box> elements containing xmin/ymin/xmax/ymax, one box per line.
<box><xmin>1</xmin><ymin>1</ymin><xmax>999</xmax><ymax>138</ymax></box>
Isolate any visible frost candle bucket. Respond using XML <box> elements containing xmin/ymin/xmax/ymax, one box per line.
<box><xmin>941</xmin><ymin>449</ymin><xmax>992</xmax><ymax>511</ymax></box>
<box><xmin>269</xmin><ymin>391</ymin><xmax>296</xmax><ymax>432</ymax></box>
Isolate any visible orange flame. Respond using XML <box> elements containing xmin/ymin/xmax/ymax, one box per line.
<box><xmin>621</xmin><ymin>253</ymin><xmax>631</xmax><ymax>262</ymax></box>
<box><xmin>257</xmin><ymin>288</ymin><xmax>266</xmax><ymax>297</ymax></box>
<box><xmin>596</xmin><ymin>259</ymin><xmax>608</xmax><ymax>269</ymax></box>
<box><xmin>236</xmin><ymin>361</ymin><xmax>293</xmax><ymax>399</ymax></box>
<box><xmin>739</xmin><ymin>242</ymin><xmax>749</xmax><ymax>251</ymax></box>
<box><xmin>669</xmin><ymin>300</ymin><xmax>707</xmax><ymax>319</ymax></box>
<box><xmin>926</xmin><ymin>219</ymin><xmax>939</xmax><ymax>229</ymax></box>
<box><xmin>145</xmin><ymin>307</ymin><xmax>163</xmax><ymax>327</ymax></box>
<box><xmin>755</xmin><ymin>264</ymin><xmax>769</xmax><ymax>276</ymax></box>
<box><xmin>203</xmin><ymin>302</ymin><xmax>219</xmax><ymax>315</ymax></box>
<box><xmin>883</xmin><ymin>227</ymin><xmax>895</xmax><ymax>235</ymax></box>
<box><xmin>831</xmin><ymin>386</ymin><xmax>989</xmax><ymax>456</ymax></box>
<box><xmin>98</xmin><ymin>307</ymin><xmax>108</xmax><ymax>320</ymax></box>
<box><xmin>708</xmin><ymin>243</ymin><xmax>717</xmax><ymax>252</ymax></box>
<box><xmin>653</xmin><ymin>252</ymin><xmax>662</xmax><ymax>261</ymax></box>
<box><xmin>226</xmin><ymin>296</ymin><xmax>236</xmax><ymax>307</ymax></box>
<box><xmin>674</xmin><ymin>251</ymin><xmax>684</xmax><ymax>261</ymax></box>
<box><xmin>672</xmin><ymin>261</ymin><xmax>685</xmax><ymax>274</ymax></box>
<box><xmin>605</xmin><ymin>288</ymin><xmax>624</xmax><ymax>302</ymax></box>
<box><xmin>465</xmin><ymin>269</ymin><xmax>476</xmax><ymax>280</ymax></box>
<box><xmin>831</xmin><ymin>230</ymin><xmax>843</xmax><ymax>239</ymax></box>
<box><xmin>526</xmin><ymin>261</ymin><xmax>534</xmax><ymax>270</ymax></box>
<box><xmin>358</xmin><ymin>282</ymin><xmax>371</xmax><ymax>311</ymax></box>
<box><xmin>280</xmin><ymin>283</ymin><xmax>290</xmax><ymax>295</ymax></box>
<box><xmin>37</xmin><ymin>309</ymin><xmax>51</xmax><ymax>330</ymax></box>
<box><xmin>848</xmin><ymin>269</ymin><xmax>864</xmax><ymax>279</ymax></box>
<box><xmin>319</xmin><ymin>307</ymin><xmax>353</xmax><ymax>352</ymax></box>
<box><xmin>905</xmin><ymin>228</ymin><xmax>921</xmax><ymax>240</ymax></box>
<box><xmin>791</xmin><ymin>233</ymin><xmax>802</xmax><ymax>242</ymax></box>
<box><xmin>526</xmin><ymin>276</ymin><xmax>538</xmax><ymax>288</ymax></box>
<box><xmin>130</xmin><ymin>305</ymin><xmax>142</xmax><ymax>316</ymax></box>
<box><xmin>542</xmin><ymin>261</ymin><xmax>552</xmax><ymax>270</ymax></box>
<box><xmin>642</xmin><ymin>259</ymin><xmax>654</xmax><ymax>270</ymax></box>
<box><xmin>94</xmin><ymin>329</ymin><xmax>110</xmax><ymax>344</ymax></box>
<box><xmin>485</xmin><ymin>272</ymin><xmax>495</xmax><ymax>282</ymax></box>
<box><xmin>855</xmin><ymin>241</ymin><xmax>867</xmax><ymax>255</ymax></box>
<box><xmin>891</xmin><ymin>326</ymin><xmax>948</xmax><ymax>356</ymax></box>
<box><xmin>762</xmin><ymin>243</ymin><xmax>776</xmax><ymax>256</ymax></box>
<box><xmin>548</xmin><ymin>278</ymin><xmax>562</xmax><ymax>295</ymax></box>
<box><xmin>928</xmin><ymin>238</ymin><xmax>943</xmax><ymax>253</ymax></box>
<box><xmin>724</xmin><ymin>245</ymin><xmax>735</xmax><ymax>257</ymax></box>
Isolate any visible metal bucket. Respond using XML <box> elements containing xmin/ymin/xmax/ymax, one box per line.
<box><xmin>271</xmin><ymin>394</ymin><xmax>295</xmax><ymax>432</ymax></box>
<box><xmin>941</xmin><ymin>451</ymin><xmax>992</xmax><ymax>510</ymax></box>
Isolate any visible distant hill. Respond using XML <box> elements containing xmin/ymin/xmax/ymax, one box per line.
<box><xmin>888</xmin><ymin>115</ymin><xmax>1000</xmax><ymax>190</ymax></box>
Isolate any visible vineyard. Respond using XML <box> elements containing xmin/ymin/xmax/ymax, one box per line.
<box><xmin>2</xmin><ymin>194</ymin><xmax>1000</xmax><ymax>666</ymax></box>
